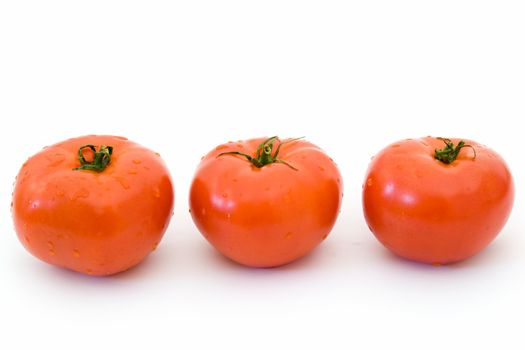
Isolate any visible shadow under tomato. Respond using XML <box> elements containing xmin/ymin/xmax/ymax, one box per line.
<box><xmin>202</xmin><ymin>240</ymin><xmax>334</xmax><ymax>275</ymax></box>
<box><xmin>377</xmin><ymin>233</ymin><xmax>516</xmax><ymax>272</ymax></box>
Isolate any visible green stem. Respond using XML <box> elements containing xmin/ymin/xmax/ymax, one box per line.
<box><xmin>73</xmin><ymin>145</ymin><xmax>113</xmax><ymax>172</ymax></box>
<box><xmin>217</xmin><ymin>136</ymin><xmax>302</xmax><ymax>170</ymax></box>
<box><xmin>434</xmin><ymin>138</ymin><xmax>476</xmax><ymax>164</ymax></box>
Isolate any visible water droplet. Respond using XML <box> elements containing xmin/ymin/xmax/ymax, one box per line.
<box><xmin>128</xmin><ymin>169</ymin><xmax>138</xmax><ymax>175</ymax></box>
<box><xmin>151</xmin><ymin>243</ymin><xmax>158</xmax><ymax>251</ymax></box>
<box><xmin>237</xmin><ymin>144</ymin><xmax>244</xmax><ymax>149</ymax></box>
<box><xmin>117</xmin><ymin>177</ymin><xmax>130</xmax><ymax>190</ymax></box>
<box><xmin>73</xmin><ymin>249</ymin><xmax>80</xmax><ymax>258</ymax></box>
<box><xmin>367</xmin><ymin>178</ymin><xmax>373</xmax><ymax>187</ymax></box>
<box><xmin>48</xmin><ymin>249</ymin><xmax>55</xmax><ymax>256</ymax></box>
<box><xmin>222</xmin><ymin>192</ymin><xmax>228</xmax><ymax>198</ymax></box>
<box><xmin>215</xmin><ymin>144</ymin><xmax>228</xmax><ymax>151</ymax></box>
<box><xmin>132</xmin><ymin>159</ymin><xmax>142</xmax><ymax>164</ymax></box>
<box><xmin>432</xmin><ymin>262</ymin><xmax>442</xmax><ymax>267</ymax></box>
<box><xmin>72</xmin><ymin>188</ymin><xmax>90</xmax><ymax>200</ymax></box>
<box><xmin>285</xmin><ymin>232</ymin><xmax>293</xmax><ymax>239</ymax></box>
<box><xmin>322</xmin><ymin>234</ymin><xmax>328</xmax><ymax>240</ymax></box>
<box><xmin>232</xmin><ymin>178</ymin><xmax>238</xmax><ymax>182</ymax></box>
<box><xmin>47</xmin><ymin>241</ymin><xmax>54</xmax><ymax>249</ymax></box>
<box><xmin>391</xmin><ymin>144</ymin><xmax>401</xmax><ymax>148</ymax></box>
<box><xmin>56</xmin><ymin>190</ymin><xmax>65</xmax><ymax>197</ymax></box>
<box><xmin>85</xmin><ymin>268</ymin><xmax>93</xmax><ymax>275</ymax></box>
<box><xmin>227</xmin><ymin>213</ymin><xmax>231</xmax><ymax>219</ymax></box>
<box><xmin>24</xmin><ymin>235</ymin><xmax>30</xmax><ymax>244</ymax></box>
<box><xmin>153</xmin><ymin>187</ymin><xmax>161</xmax><ymax>198</ymax></box>
<box><xmin>143</xmin><ymin>166</ymin><xmax>150</xmax><ymax>171</ymax></box>
<box><xmin>201</xmin><ymin>208</ymin><xmax>206</xmax><ymax>215</ymax></box>
<box><xmin>46</xmin><ymin>153</ymin><xmax>65</xmax><ymax>167</ymax></box>
<box><xmin>420</xmin><ymin>140</ymin><xmax>429</xmax><ymax>147</ymax></box>
<box><xmin>318</xmin><ymin>166</ymin><xmax>325</xmax><ymax>172</ymax></box>
<box><xmin>30</xmin><ymin>201</ymin><xmax>38</xmax><ymax>209</ymax></box>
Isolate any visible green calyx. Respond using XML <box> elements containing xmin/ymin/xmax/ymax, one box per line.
<box><xmin>217</xmin><ymin>136</ymin><xmax>302</xmax><ymax>170</ymax></box>
<box><xmin>73</xmin><ymin>144</ymin><xmax>113</xmax><ymax>172</ymax></box>
<box><xmin>434</xmin><ymin>138</ymin><xmax>476</xmax><ymax>164</ymax></box>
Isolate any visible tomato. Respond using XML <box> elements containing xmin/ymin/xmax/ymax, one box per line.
<box><xmin>12</xmin><ymin>135</ymin><xmax>174</xmax><ymax>276</ymax></box>
<box><xmin>362</xmin><ymin>137</ymin><xmax>514</xmax><ymax>264</ymax></box>
<box><xmin>189</xmin><ymin>136</ymin><xmax>343</xmax><ymax>267</ymax></box>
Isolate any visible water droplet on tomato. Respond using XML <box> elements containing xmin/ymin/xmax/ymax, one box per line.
<box><xmin>45</xmin><ymin>153</ymin><xmax>66</xmax><ymax>167</ymax></box>
<box><xmin>117</xmin><ymin>177</ymin><xmax>130</xmax><ymax>190</ymax></box>
<box><xmin>151</xmin><ymin>243</ymin><xmax>158</xmax><ymax>251</ymax></box>
<box><xmin>322</xmin><ymin>233</ymin><xmax>328</xmax><ymax>240</ymax></box>
<box><xmin>56</xmin><ymin>190</ymin><xmax>65</xmax><ymax>197</ymax></box>
<box><xmin>318</xmin><ymin>166</ymin><xmax>325</xmax><ymax>172</ymax></box>
<box><xmin>419</xmin><ymin>140</ymin><xmax>429</xmax><ymax>147</ymax></box>
<box><xmin>227</xmin><ymin>213</ymin><xmax>231</xmax><ymax>219</ymax></box>
<box><xmin>128</xmin><ymin>169</ymin><xmax>138</xmax><ymax>175</ymax></box>
<box><xmin>24</xmin><ymin>235</ymin><xmax>30</xmax><ymax>244</ymax></box>
<box><xmin>47</xmin><ymin>241</ymin><xmax>54</xmax><ymax>249</ymax></box>
<box><xmin>73</xmin><ymin>249</ymin><xmax>80</xmax><ymax>258</ymax></box>
<box><xmin>201</xmin><ymin>208</ymin><xmax>206</xmax><ymax>215</ymax></box>
<box><xmin>285</xmin><ymin>232</ymin><xmax>293</xmax><ymax>239</ymax></box>
<box><xmin>216</xmin><ymin>144</ymin><xmax>228</xmax><ymax>151</ymax></box>
<box><xmin>85</xmin><ymin>269</ymin><xmax>93</xmax><ymax>275</ymax></box>
<box><xmin>391</xmin><ymin>144</ymin><xmax>401</xmax><ymax>148</ymax></box>
<box><xmin>222</xmin><ymin>192</ymin><xmax>228</xmax><ymax>198</ymax></box>
<box><xmin>153</xmin><ymin>187</ymin><xmax>161</xmax><ymax>198</ymax></box>
<box><xmin>132</xmin><ymin>159</ymin><xmax>142</xmax><ymax>164</ymax></box>
<box><xmin>366</xmin><ymin>178</ymin><xmax>373</xmax><ymax>187</ymax></box>
<box><xmin>232</xmin><ymin>178</ymin><xmax>238</xmax><ymax>182</ymax></box>
<box><xmin>72</xmin><ymin>188</ymin><xmax>90</xmax><ymax>200</ymax></box>
<box><xmin>48</xmin><ymin>249</ymin><xmax>55</xmax><ymax>256</ymax></box>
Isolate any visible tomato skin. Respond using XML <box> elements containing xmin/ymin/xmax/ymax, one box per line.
<box><xmin>189</xmin><ymin>138</ymin><xmax>343</xmax><ymax>267</ymax></box>
<box><xmin>12</xmin><ymin>135</ymin><xmax>174</xmax><ymax>276</ymax></box>
<box><xmin>362</xmin><ymin>137</ymin><xmax>514</xmax><ymax>264</ymax></box>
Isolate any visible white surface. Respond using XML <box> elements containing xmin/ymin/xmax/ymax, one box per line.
<box><xmin>1</xmin><ymin>1</ymin><xmax>524</xmax><ymax>349</ymax></box>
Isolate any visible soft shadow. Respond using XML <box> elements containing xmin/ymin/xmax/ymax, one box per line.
<box><xmin>201</xmin><ymin>240</ymin><xmax>334</xmax><ymax>276</ymax></box>
<box><xmin>376</xmin><ymin>235</ymin><xmax>516</xmax><ymax>273</ymax></box>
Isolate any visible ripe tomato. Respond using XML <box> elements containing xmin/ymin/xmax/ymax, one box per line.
<box><xmin>363</xmin><ymin>137</ymin><xmax>514</xmax><ymax>264</ymax></box>
<box><xmin>189</xmin><ymin>136</ymin><xmax>343</xmax><ymax>267</ymax></box>
<box><xmin>12</xmin><ymin>135</ymin><xmax>174</xmax><ymax>276</ymax></box>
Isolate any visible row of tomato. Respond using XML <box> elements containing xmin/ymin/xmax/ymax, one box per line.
<box><xmin>11</xmin><ymin>135</ymin><xmax>514</xmax><ymax>276</ymax></box>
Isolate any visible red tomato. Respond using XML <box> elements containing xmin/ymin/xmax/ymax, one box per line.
<box><xmin>189</xmin><ymin>136</ymin><xmax>343</xmax><ymax>267</ymax></box>
<box><xmin>363</xmin><ymin>137</ymin><xmax>514</xmax><ymax>264</ymax></box>
<box><xmin>12</xmin><ymin>135</ymin><xmax>174</xmax><ymax>276</ymax></box>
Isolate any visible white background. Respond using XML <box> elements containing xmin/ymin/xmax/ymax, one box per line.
<box><xmin>1</xmin><ymin>1</ymin><xmax>524</xmax><ymax>349</ymax></box>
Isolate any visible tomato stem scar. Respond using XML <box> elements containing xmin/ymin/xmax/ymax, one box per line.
<box><xmin>73</xmin><ymin>145</ymin><xmax>113</xmax><ymax>172</ymax></box>
<box><xmin>217</xmin><ymin>136</ymin><xmax>303</xmax><ymax>170</ymax></box>
<box><xmin>434</xmin><ymin>138</ymin><xmax>476</xmax><ymax>164</ymax></box>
